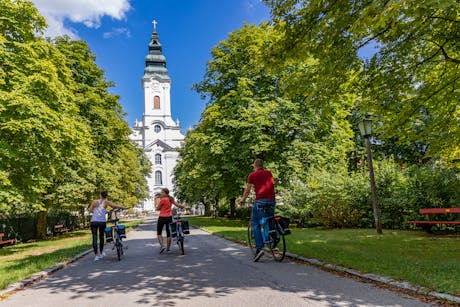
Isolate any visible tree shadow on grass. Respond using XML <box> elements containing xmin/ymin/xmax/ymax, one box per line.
<box><xmin>0</xmin><ymin>243</ymin><xmax>41</xmax><ymax>256</ymax></box>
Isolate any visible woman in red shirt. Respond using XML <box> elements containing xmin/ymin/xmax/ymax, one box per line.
<box><xmin>155</xmin><ymin>188</ymin><xmax>184</xmax><ymax>253</ymax></box>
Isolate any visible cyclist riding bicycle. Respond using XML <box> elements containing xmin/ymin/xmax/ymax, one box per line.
<box><xmin>240</xmin><ymin>158</ymin><xmax>276</xmax><ymax>262</ymax></box>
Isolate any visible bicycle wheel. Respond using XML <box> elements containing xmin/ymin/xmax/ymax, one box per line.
<box><xmin>270</xmin><ymin>222</ymin><xmax>286</xmax><ymax>262</ymax></box>
<box><xmin>178</xmin><ymin>235</ymin><xmax>185</xmax><ymax>255</ymax></box>
<box><xmin>176</xmin><ymin>223</ymin><xmax>184</xmax><ymax>255</ymax></box>
<box><xmin>116</xmin><ymin>239</ymin><xmax>122</xmax><ymax>261</ymax></box>
<box><xmin>247</xmin><ymin>221</ymin><xmax>256</xmax><ymax>255</ymax></box>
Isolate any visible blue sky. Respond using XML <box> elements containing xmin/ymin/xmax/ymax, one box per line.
<box><xmin>31</xmin><ymin>0</ymin><xmax>271</xmax><ymax>133</ymax></box>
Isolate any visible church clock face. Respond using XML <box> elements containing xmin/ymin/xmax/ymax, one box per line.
<box><xmin>151</xmin><ymin>80</ymin><xmax>161</xmax><ymax>91</ymax></box>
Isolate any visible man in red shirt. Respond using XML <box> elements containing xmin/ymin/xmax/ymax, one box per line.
<box><xmin>240</xmin><ymin>158</ymin><xmax>276</xmax><ymax>261</ymax></box>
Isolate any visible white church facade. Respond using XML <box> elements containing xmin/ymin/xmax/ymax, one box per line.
<box><xmin>130</xmin><ymin>23</ymin><xmax>185</xmax><ymax>211</ymax></box>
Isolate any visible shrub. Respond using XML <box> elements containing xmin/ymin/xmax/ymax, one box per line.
<box><xmin>280</xmin><ymin>159</ymin><xmax>460</xmax><ymax>230</ymax></box>
<box><xmin>347</xmin><ymin>170</ymin><xmax>374</xmax><ymax>228</ymax></box>
<box><xmin>373</xmin><ymin>159</ymin><xmax>417</xmax><ymax>229</ymax></box>
<box><xmin>308</xmin><ymin>169</ymin><xmax>366</xmax><ymax>228</ymax></box>
<box><xmin>281</xmin><ymin>169</ymin><xmax>365</xmax><ymax>228</ymax></box>
<box><xmin>216</xmin><ymin>201</ymin><xmax>230</xmax><ymax>217</ymax></box>
<box><xmin>410</xmin><ymin>162</ymin><xmax>460</xmax><ymax>208</ymax></box>
<box><xmin>278</xmin><ymin>180</ymin><xmax>314</xmax><ymax>227</ymax></box>
<box><xmin>332</xmin><ymin>159</ymin><xmax>460</xmax><ymax>230</ymax></box>
<box><xmin>235</xmin><ymin>206</ymin><xmax>251</xmax><ymax>220</ymax></box>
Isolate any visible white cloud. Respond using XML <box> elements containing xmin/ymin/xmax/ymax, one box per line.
<box><xmin>30</xmin><ymin>0</ymin><xmax>131</xmax><ymax>38</ymax></box>
<box><xmin>244</xmin><ymin>0</ymin><xmax>262</xmax><ymax>13</ymax></box>
<box><xmin>103</xmin><ymin>27</ymin><xmax>131</xmax><ymax>39</ymax></box>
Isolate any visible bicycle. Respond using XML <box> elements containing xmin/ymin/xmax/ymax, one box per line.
<box><xmin>105</xmin><ymin>209</ymin><xmax>127</xmax><ymax>261</ymax></box>
<box><xmin>169</xmin><ymin>214</ymin><xmax>189</xmax><ymax>255</ymax></box>
<box><xmin>247</xmin><ymin>204</ymin><xmax>287</xmax><ymax>262</ymax></box>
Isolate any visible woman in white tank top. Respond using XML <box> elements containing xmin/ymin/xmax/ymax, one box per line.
<box><xmin>88</xmin><ymin>190</ymin><xmax>127</xmax><ymax>261</ymax></box>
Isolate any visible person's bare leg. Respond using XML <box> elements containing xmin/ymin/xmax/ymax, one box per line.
<box><xmin>166</xmin><ymin>237</ymin><xmax>172</xmax><ymax>250</ymax></box>
<box><xmin>157</xmin><ymin>235</ymin><xmax>163</xmax><ymax>248</ymax></box>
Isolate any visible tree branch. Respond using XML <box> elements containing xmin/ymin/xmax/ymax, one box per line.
<box><xmin>428</xmin><ymin>39</ymin><xmax>460</xmax><ymax>64</ymax></box>
<box><xmin>439</xmin><ymin>45</ymin><xmax>460</xmax><ymax>64</ymax></box>
<box><xmin>357</xmin><ymin>25</ymin><xmax>391</xmax><ymax>49</ymax></box>
<box><xmin>428</xmin><ymin>15</ymin><xmax>460</xmax><ymax>23</ymax></box>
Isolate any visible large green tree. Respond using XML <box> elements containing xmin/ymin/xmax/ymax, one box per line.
<box><xmin>264</xmin><ymin>0</ymin><xmax>460</xmax><ymax>165</ymax></box>
<box><xmin>53</xmin><ymin>37</ymin><xmax>151</xmax><ymax>207</ymax></box>
<box><xmin>175</xmin><ymin>23</ymin><xmax>354</xmax><ymax>212</ymax></box>
<box><xmin>1</xmin><ymin>0</ymin><xmax>94</xmax><ymax>217</ymax></box>
<box><xmin>0</xmin><ymin>0</ymin><xmax>150</xmax><ymax>230</ymax></box>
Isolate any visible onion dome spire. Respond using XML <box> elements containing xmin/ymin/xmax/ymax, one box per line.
<box><xmin>144</xmin><ymin>20</ymin><xmax>170</xmax><ymax>80</ymax></box>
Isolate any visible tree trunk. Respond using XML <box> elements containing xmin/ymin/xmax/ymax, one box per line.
<box><xmin>213</xmin><ymin>197</ymin><xmax>219</xmax><ymax>218</ymax></box>
<box><xmin>79</xmin><ymin>207</ymin><xmax>86</xmax><ymax>228</ymax></box>
<box><xmin>36</xmin><ymin>210</ymin><xmax>47</xmax><ymax>239</ymax></box>
<box><xmin>229</xmin><ymin>197</ymin><xmax>236</xmax><ymax>218</ymax></box>
<box><xmin>202</xmin><ymin>199</ymin><xmax>212</xmax><ymax>216</ymax></box>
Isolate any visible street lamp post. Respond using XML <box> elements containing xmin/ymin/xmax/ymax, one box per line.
<box><xmin>358</xmin><ymin>118</ymin><xmax>383</xmax><ymax>234</ymax></box>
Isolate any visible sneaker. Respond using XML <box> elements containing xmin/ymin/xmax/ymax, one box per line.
<box><xmin>254</xmin><ymin>249</ymin><xmax>264</xmax><ymax>262</ymax></box>
<box><xmin>101</xmin><ymin>252</ymin><xmax>106</xmax><ymax>258</ymax></box>
<box><xmin>94</xmin><ymin>255</ymin><xmax>101</xmax><ymax>261</ymax></box>
<box><xmin>272</xmin><ymin>238</ymin><xmax>280</xmax><ymax>250</ymax></box>
<box><xmin>159</xmin><ymin>246</ymin><xmax>166</xmax><ymax>254</ymax></box>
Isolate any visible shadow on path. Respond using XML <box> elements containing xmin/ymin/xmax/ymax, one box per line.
<box><xmin>1</xmin><ymin>220</ymin><xmax>437</xmax><ymax>307</ymax></box>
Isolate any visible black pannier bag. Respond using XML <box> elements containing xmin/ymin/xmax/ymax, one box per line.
<box><xmin>169</xmin><ymin>222</ymin><xmax>177</xmax><ymax>237</ymax></box>
<box><xmin>274</xmin><ymin>216</ymin><xmax>291</xmax><ymax>235</ymax></box>
<box><xmin>181</xmin><ymin>220</ymin><xmax>190</xmax><ymax>234</ymax></box>
<box><xmin>169</xmin><ymin>220</ymin><xmax>190</xmax><ymax>236</ymax></box>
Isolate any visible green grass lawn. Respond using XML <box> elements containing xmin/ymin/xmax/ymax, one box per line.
<box><xmin>0</xmin><ymin>219</ymin><xmax>143</xmax><ymax>291</ymax></box>
<box><xmin>187</xmin><ymin>216</ymin><xmax>460</xmax><ymax>296</ymax></box>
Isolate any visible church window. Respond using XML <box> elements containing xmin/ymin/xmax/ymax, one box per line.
<box><xmin>154</xmin><ymin>96</ymin><xmax>160</xmax><ymax>109</ymax></box>
<box><xmin>155</xmin><ymin>171</ymin><xmax>162</xmax><ymax>185</ymax></box>
<box><xmin>155</xmin><ymin>154</ymin><xmax>162</xmax><ymax>165</ymax></box>
<box><xmin>154</xmin><ymin>125</ymin><xmax>161</xmax><ymax>133</ymax></box>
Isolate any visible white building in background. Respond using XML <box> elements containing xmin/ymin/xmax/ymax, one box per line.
<box><xmin>130</xmin><ymin>22</ymin><xmax>185</xmax><ymax>211</ymax></box>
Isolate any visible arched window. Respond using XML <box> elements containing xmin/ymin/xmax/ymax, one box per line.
<box><xmin>153</xmin><ymin>96</ymin><xmax>160</xmax><ymax>109</ymax></box>
<box><xmin>154</xmin><ymin>124</ymin><xmax>161</xmax><ymax>133</ymax></box>
<box><xmin>155</xmin><ymin>154</ymin><xmax>162</xmax><ymax>165</ymax></box>
<box><xmin>155</xmin><ymin>171</ymin><xmax>162</xmax><ymax>185</ymax></box>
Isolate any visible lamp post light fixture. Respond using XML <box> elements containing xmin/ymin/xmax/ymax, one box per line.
<box><xmin>358</xmin><ymin>118</ymin><xmax>373</xmax><ymax>138</ymax></box>
<box><xmin>359</xmin><ymin>117</ymin><xmax>383</xmax><ymax>235</ymax></box>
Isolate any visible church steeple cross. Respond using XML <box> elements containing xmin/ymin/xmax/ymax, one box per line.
<box><xmin>152</xmin><ymin>19</ymin><xmax>157</xmax><ymax>33</ymax></box>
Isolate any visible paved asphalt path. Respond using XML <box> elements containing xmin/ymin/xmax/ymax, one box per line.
<box><xmin>1</xmin><ymin>219</ymin><xmax>439</xmax><ymax>307</ymax></box>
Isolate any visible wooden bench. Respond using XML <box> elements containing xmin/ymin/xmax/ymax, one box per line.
<box><xmin>0</xmin><ymin>233</ymin><xmax>15</xmax><ymax>248</ymax></box>
<box><xmin>410</xmin><ymin>208</ymin><xmax>460</xmax><ymax>230</ymax></box>
<box><xmin>53</xmin><ymin>224</ymin><xmax>69</xmax><ymax>235</ymax></box>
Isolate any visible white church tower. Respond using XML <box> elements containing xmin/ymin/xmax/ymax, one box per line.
<box><xmin>131</xmin><ymin>21</ymin><xmax>185</xmax><ymax>210</ymax></box>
